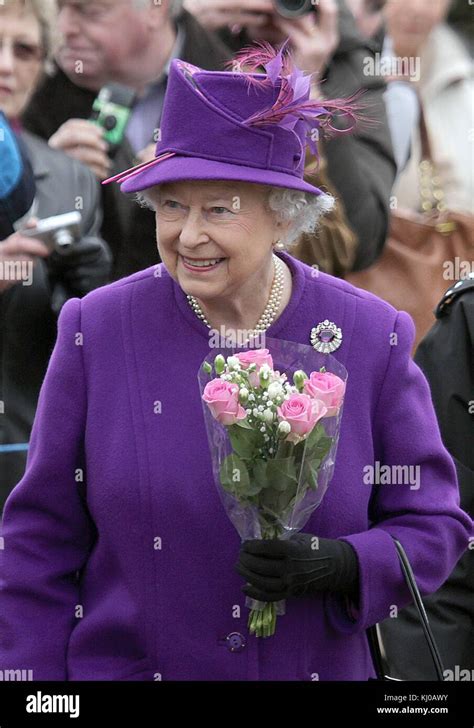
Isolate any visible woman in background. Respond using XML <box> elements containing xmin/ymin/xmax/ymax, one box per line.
<box><xmin>0</xmin><ymin>0</ymin><xmax>110</xmax><ymax>508</ymax></box>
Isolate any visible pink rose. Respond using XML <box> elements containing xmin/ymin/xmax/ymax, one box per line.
<box><xmin>303</xmin><ymin>371</ymin><xmax>345</xmax><ymax>417</ymax></box>
<box><xmin>203</xmin><ymin>379</ymin><xmax>247</xmax><ymax>426</ymax></box>
<box><xmin>235</xmin><ymin>349</ymin><xmax>274</xmax><ymax>387</ymax></box>
<box><xmin>277</xmin><ymin>393</ymin><xmax>327</xmax><ymax>438</ymax></box>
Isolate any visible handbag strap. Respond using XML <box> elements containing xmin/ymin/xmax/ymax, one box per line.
<box><xmin>367</xmin><ymin>536</ymin><xmax>445</xmax><ymax>681</ymax></box>
<box><xmin>416</xmin><ymin>102</ymin><xmax>448</xmax><ymax>215</ymax></box>
<box><xmin>418</xmin><ymin>103</ymin><xmax>433</xmax><ymax>162</ymax></box>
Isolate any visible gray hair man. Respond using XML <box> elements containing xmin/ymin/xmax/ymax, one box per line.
<box><xmin>22</xmin><ymin>0</ymin><xmax>231</xmax><ymax>278</ymax></box>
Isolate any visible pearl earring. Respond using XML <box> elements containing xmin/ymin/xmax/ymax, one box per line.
<box><xmin>273</xmin><ymin>239</ymin><xmax>285</xmax><ymax>251</ymax></box>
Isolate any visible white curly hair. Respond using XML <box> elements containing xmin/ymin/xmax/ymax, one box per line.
<box><xmin>136</xmin><ymin>183</ymin><xmax>334</xmax><ymax>249</ymax></box>
<box><xmin>265</xmin><ymin>186</ymin><xmax>335</xmax><ymax>248</ymax></box>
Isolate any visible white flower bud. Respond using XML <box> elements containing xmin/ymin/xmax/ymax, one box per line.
<box><xmin>227</xmin><ymin>356</ymin><xmax>240</xmax><ymax>370</ymax></box>
<box><xmin>277</xmin><ymin>421</ymin><xmax>292</xmax><ymax>437</ymax></box>
<box><xmin>263</xmin><ymin>409</ymin><xmax>274</xmax><ymax>424</ymax></box>
<box><xmin>293</xmin><ymin>370</ymin><xmax>308</xmax><ymax>391</ymax></box>
<box><xmin>259</xmin><ymin>364</ymin><xmax>271</xmax><ymax>389</ymax></box>
<box><xmin>239</xmin><ymin>387</ymin><xmax>249</xmax><ymax>404</ymax></box>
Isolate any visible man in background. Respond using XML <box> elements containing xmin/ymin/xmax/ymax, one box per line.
<box><xmin>23</xmin><ymin>0</ymin><xmax>231</xmax><ymax>279</ymax></box>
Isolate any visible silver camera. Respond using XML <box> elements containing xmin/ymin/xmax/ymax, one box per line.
<box><xmin>18</xmin><ymin>211</ymin><xmax>82</xmax><ymax>253</ymax></box>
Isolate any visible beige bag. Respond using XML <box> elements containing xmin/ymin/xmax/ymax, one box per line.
<box><xmin>347</xmin><ymin>108</ymin><xmax>474</xmax><ymax>351</ymax></box>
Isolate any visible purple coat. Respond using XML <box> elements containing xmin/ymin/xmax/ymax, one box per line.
<box><xmin>1</xmin><ymin>252</ymin><xmax>471</xmax><ymax>681</ymax></box>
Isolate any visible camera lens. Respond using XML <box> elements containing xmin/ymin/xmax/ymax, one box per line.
<box><xmin>54</xmin><ymin>229</ymin><xmax>73</xmax><ymax>250</ymax></box>
<box><xmin>274</xmin><ymin>0</ymin><xmax>315</xmax><ymax>18</ymax></box>
<box><xmin>103</xmin><ymin>114</ymin><xmax>118</xmax><ymax>131</ymax></box>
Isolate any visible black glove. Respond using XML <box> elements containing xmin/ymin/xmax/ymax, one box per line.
<box><xmin>45</xmin><ymin>236</ymin><xmax>112</xmax><ymax>313</ymax></box>
<box><xmin>236</xmin><ymin>533</ymin><xmax>359</xmax><ymax>602</ymax></box>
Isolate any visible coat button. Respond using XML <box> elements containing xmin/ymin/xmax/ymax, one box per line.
<box><xmin>226</xmin><ymin>632</ymin><xmax>246</xmax><ymax>652</ymax></box>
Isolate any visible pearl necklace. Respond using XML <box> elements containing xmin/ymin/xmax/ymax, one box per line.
<box><xmin>186</xmin><ymin>254</ymin><xmax>285</xmax><ymax>337</ymax></box>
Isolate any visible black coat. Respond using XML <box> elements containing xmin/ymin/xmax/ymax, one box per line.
<box><xmin>22</xmin><ymin>10</ymin><xmax>232</xmax><ymax>281</ymax></box>
<box><xmin>0</xmin><ymin>133</ymin><xmax>111</xmax><ymax>509</ymax></box>
<box><xmin>380</xmin><ymin>278</ymin><xmax>474</xmax><ymax>679</ymax></box>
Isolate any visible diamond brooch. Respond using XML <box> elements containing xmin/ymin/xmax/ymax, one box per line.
<box><xmin>310</xmin><ymin>320</ymin><xmax>342</xmax><ymax>354</ymax></box>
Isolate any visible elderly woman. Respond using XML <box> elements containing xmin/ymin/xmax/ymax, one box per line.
<box><xmin>0</xmin><ymin>45</ymin><xmax>471</xmax><ymax>682</ymax></box>
<box><xmin>0</xmin><ymin>0</ymin><xmax>111</xmax><ymax>507</ymax></box>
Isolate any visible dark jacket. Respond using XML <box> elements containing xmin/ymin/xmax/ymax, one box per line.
<box><xmin>22</xmin><ymin>10</ymin><xmax>232</xmax><ymax>281</ymax></box>
<box><xmin>380</xmin><ymin>279</ymin><xmax>474</xmax><ymax>679</ymax></box>
<box><xmin>0</xmin><ymin>132</ymin><xmax>111</xmax><ymax>509</ymax></box>
<box><xmin>218</xmin><ymin>0</ymin><xmax>397</xmax><ymax>270</ymax></box>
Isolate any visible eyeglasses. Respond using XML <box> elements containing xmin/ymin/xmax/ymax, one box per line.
<box><xmin>0</xmin><ymin>37</ymin><xmax>45</xmax><ymax>63</ymax></box>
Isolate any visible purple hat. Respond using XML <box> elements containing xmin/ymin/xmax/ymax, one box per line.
<box><xmin>103</xmin><ymin>42</ymin><xmax>358</xmax><ymax>196</ymax></box>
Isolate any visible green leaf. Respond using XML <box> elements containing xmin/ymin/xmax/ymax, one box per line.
<box><xmin>275</xmin><ymin>440</ymin><xmax>294</xmax><ymax>459</ymax></box>
<box><xmin>259</xmin><ymin>484</ymin><xmax>298</xmax><ymax>520</ymax></box>
<box><xmin>305</xmin><ymin>421</ymin><xmax>325</xmax><ymax>450</ymax></box>
<box><xmin>303</xmin><ymin>457</ymin><xmax>322</xmax><ymax>490</ymax></box>
<box><xmin>219</xmin><ymin>454</ymin><xmax>251</xmax><ymax>497</ymax></box>
<box><xmin>228</xmin><ymin>424</ymin><xmax>257</xmax><ymax>459</ymax></box>
<box><xmin>265</xmin><ymin>457</ymin><xmax>298</xmax><ymax>492</ymax></box>
<box><xmin>235</xmin><ymin>418</ymin><xmax>253</xmax><ymax>430</ymax></box>
<box><xmin>304</xmin><ymin>422</ymin><xmax>332</xmax><ymax>462</ymax></box>
<box><xmin>252</xmin><ymin>458</ymin><xmax>269</xmax><ymax>491</ymax></box>
<box><xmin>293</xmin><ymin>440</ymin><xmax>306</xmax><ymax>460</ymax></box>
<box><xmin>311</xmin><ymin>436</ymin><xmax>332</xmax><ymax>462</ymax></box>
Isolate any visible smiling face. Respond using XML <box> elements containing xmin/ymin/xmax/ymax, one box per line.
<box><xmin>148</xmin><ymin>180</ymin><xmax>288</xmax><ymax>304</ymax></box>
<box><xmin>0</xmin><ymin>4</ymin><xmax>44</xmax><ymax>119</ymax></box>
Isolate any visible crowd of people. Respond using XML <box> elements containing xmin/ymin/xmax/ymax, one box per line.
<box><xmin>0</xmin><ymin>0</ymin><xmax>472</xmax><ymax>683</ymax></box>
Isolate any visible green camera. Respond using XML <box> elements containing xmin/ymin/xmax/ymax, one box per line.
<box><xmin>90</xmin><ymin>83</ymin><xmax>136</xmax><ymax>156</ymax></box>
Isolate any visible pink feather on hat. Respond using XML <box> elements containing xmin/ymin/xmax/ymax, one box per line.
<box><xmin>227</xmin><ymin>39</ymin><xmax>367</xmax><ymax>159</ymax></box>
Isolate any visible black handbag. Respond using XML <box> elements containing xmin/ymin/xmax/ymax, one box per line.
<box><xmin>367</xmin><ymin>537</ymin><xmax>445</xmax><ymax>681</ymax></box>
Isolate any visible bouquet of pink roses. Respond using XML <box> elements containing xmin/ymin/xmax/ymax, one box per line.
<box><xmin>198</xmin><ymin>338</ymin><xmax>347</xmax><ymax>638</ymax></box>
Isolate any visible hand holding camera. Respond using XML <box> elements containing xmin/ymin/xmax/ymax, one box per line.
<box><xmin>19</xmin><ymin>212</ymin><xmax>82</xmax><ymax>253</ymax></box>
<box><xmin>0</xmin><ymin>212</ymin><xmax>82</xmax><ymax>294</ymax></box>
<box><xmin>274</xmin><ymin>0</ymin><xmax>339</xmax><ymax>77</ymax></box>
<box><xmin>49</xmin><ymin>83</ymin><xmax>136</xmax><ymax>179</ymax></box>
<box><xmin>18</xmin><ymin>212</ymin><xmax>111</xmax><ymax>309</ymax></box>
<box><xmin>185</xmin><ymin>0</ymin><xmax>339</xmax><ymax>77</ymax></box>
<box><xmin>49</xmin><ymin>118</ymin><xmax>112</xmax><ymax>181</ymax></box>
<box><xmin>0</xmin><ymin>222</ymin><xmax>49</xmax><ymax>294</ymax></box>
